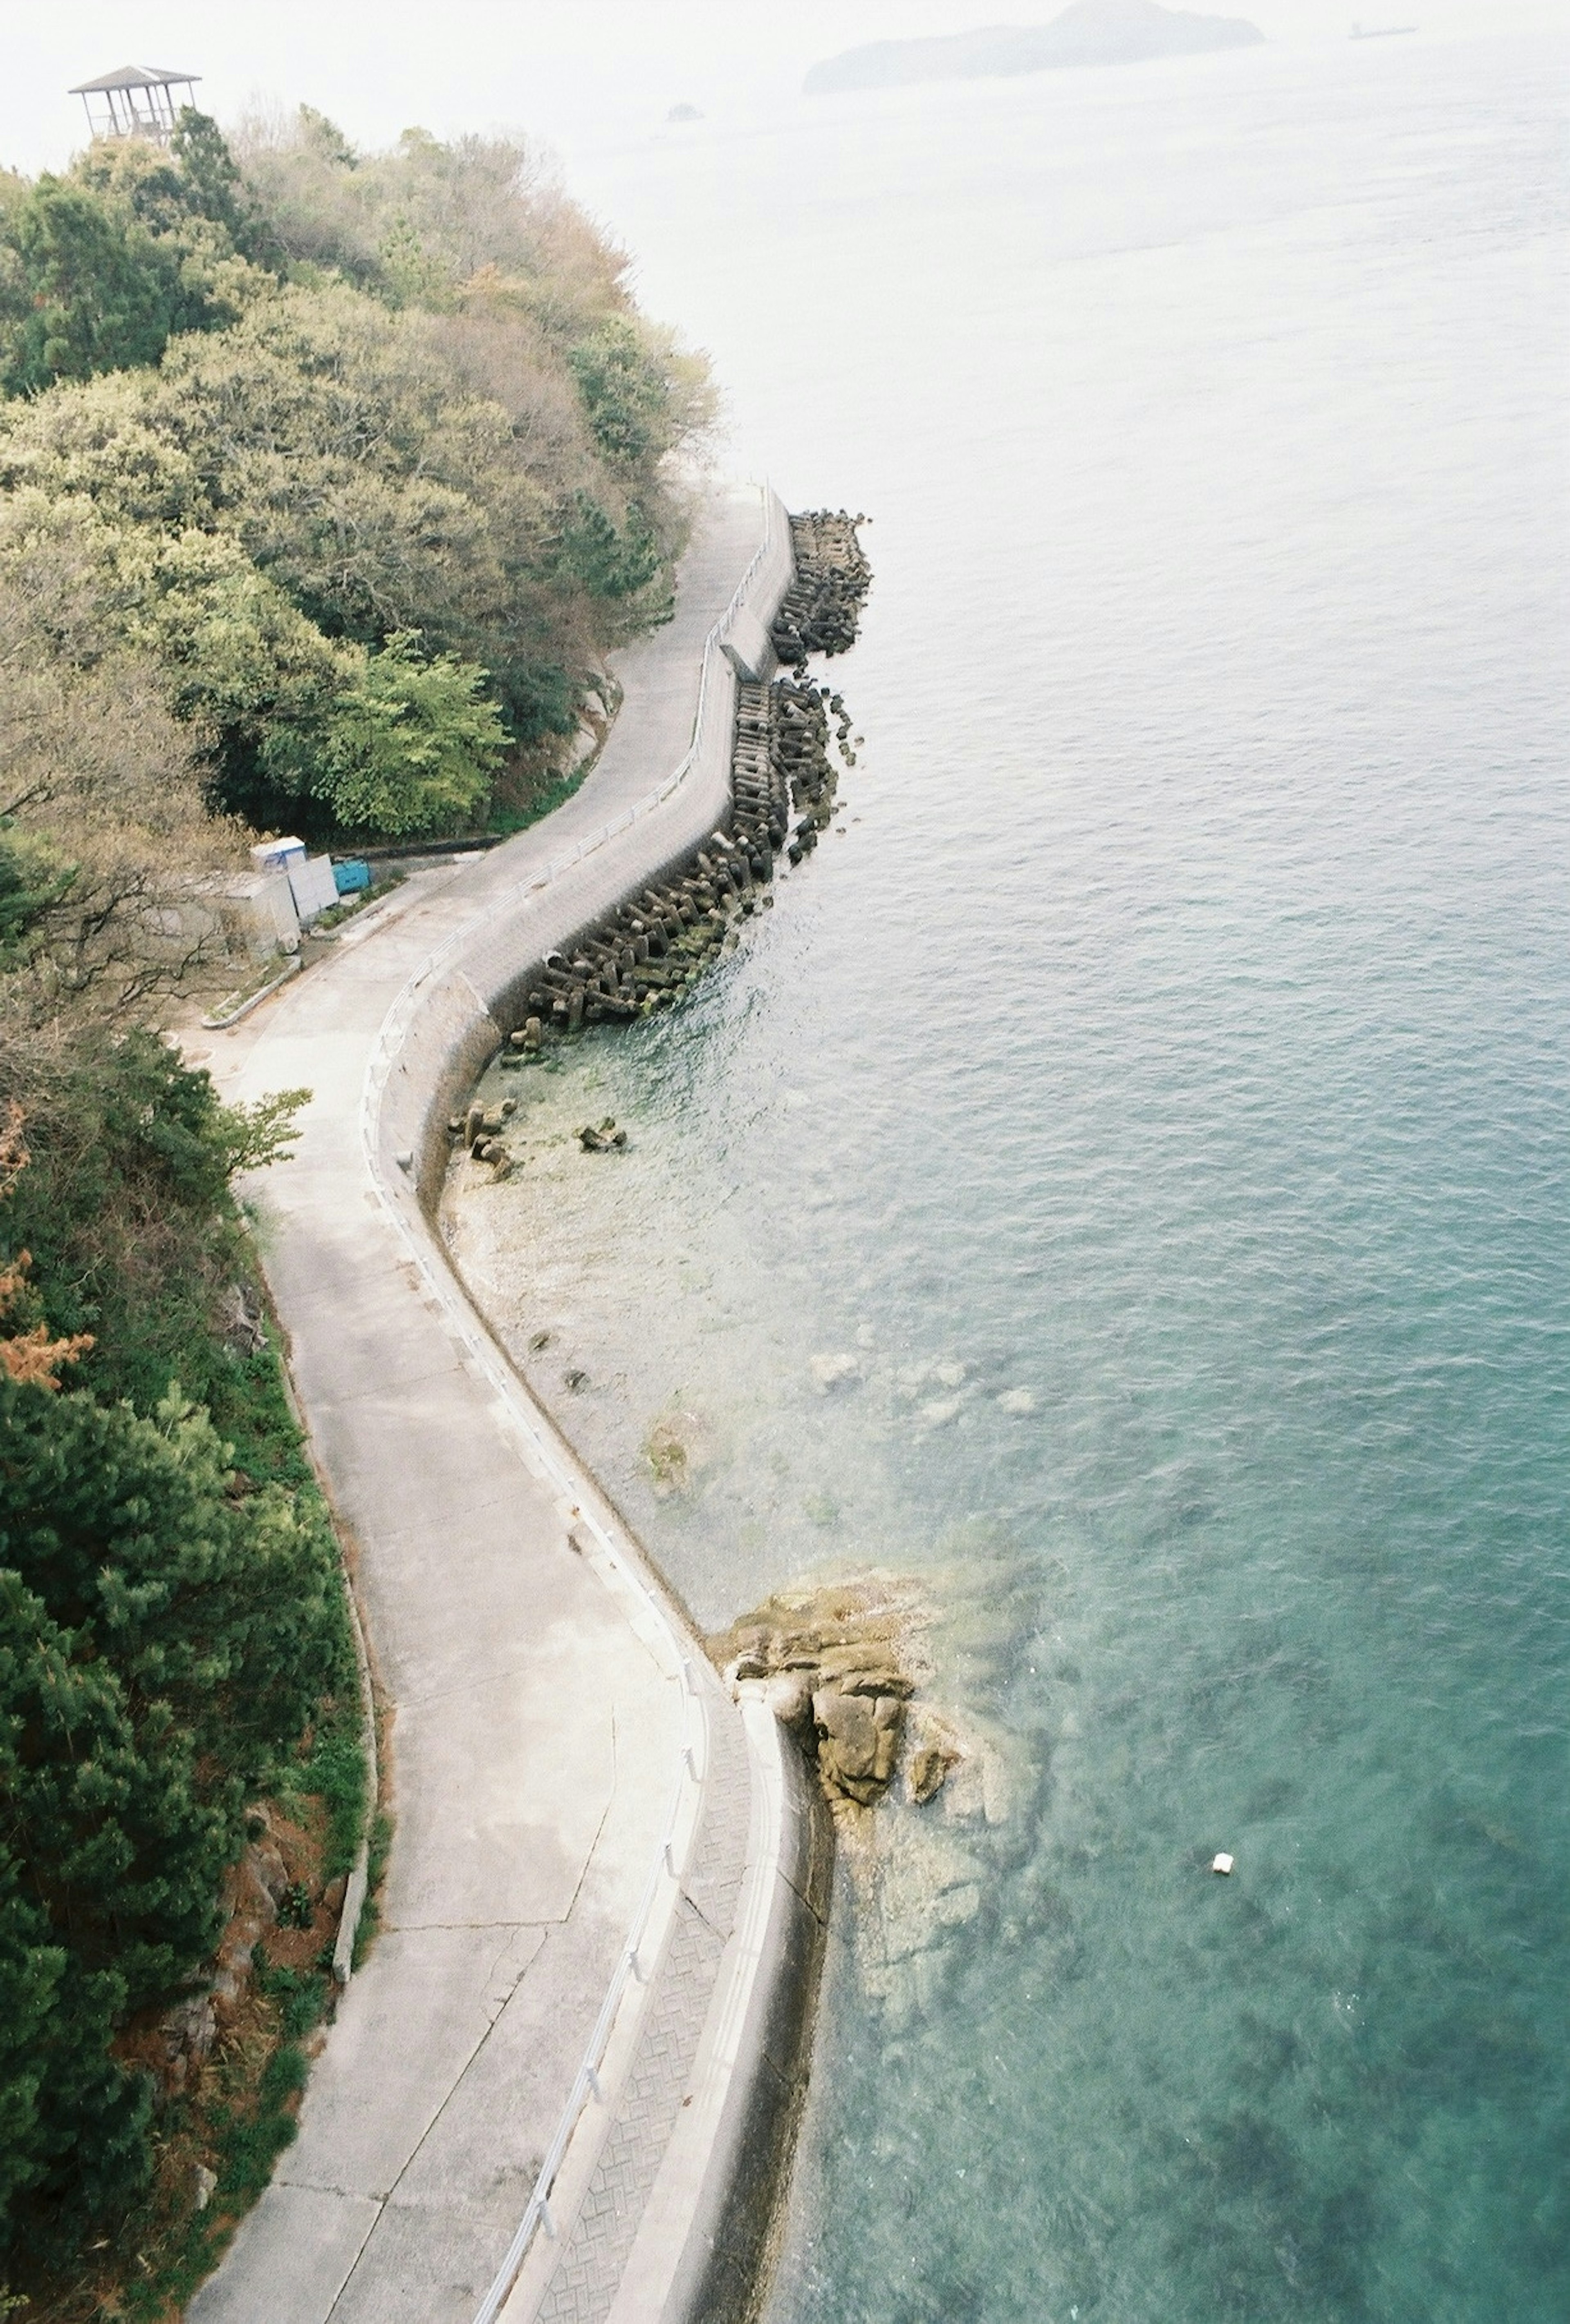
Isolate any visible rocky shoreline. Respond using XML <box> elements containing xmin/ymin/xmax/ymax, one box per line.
<box><xmin>770</xmin><ymin>509</ymin><xmax>874</xmax><ymax>663</ymax></box>
<box><xmin>424</xmin><ymin>489</ymin><xmax>1047</xmax><ymax>2300</ymax></box>
<box><xmin>444</xmin><ymin>512</ymin><xmax>870</xmax><ymax>1173</ymax></box>
<box><xmin>425</xmin><ymin>505</ymin><xmax>902</xmax><ymax>2313</ymax></box>
<box><xmin>437</xmin><ymin>509</ymin><xmax>1016</xmax><ymax>1882</ymax></box>
<box><xmin>710</xmin><ymin>1578</ymin><xmax>967</xmax><ymax>1818</ymax></box>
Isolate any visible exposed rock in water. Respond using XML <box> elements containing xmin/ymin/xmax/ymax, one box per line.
<box><xmin>579</xmin><ymin>1117</ymin><xmax>627</xmax><ymax>1152</ymax></box>
<box><xmin>906</xmin><ymin>1712</ymin><xmax>965</xmax><ymax>1805</ymax></box>
<box><xmin>770</xmin><ymin>511</ymin><xmax>873</xmax><ymax>666</ymax></box>
<box><xmin>709</xmin><ymin>1571</ymin><xmax>1030</xmax><ymax>2025</ymax></box>
<box><xmin>643</xmin><ymin>1404</ymin><xmax>714</xmax><ymax>1497</ymax></box>
<box><xmin>710</xmin><ymin>1573</ymin><xmax>961</xmax><ymax>1817</ymax></box>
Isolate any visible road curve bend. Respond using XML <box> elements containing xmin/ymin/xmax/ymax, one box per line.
<box><xmin>188</xmin><ymin>485</ymin><xmax>831</xmax><ymax>2324</ymax></box>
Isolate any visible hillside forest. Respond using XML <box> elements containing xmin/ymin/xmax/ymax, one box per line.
<box><xmin>0</xmin><ymin>101</ymin><xmax>712</xmax><ymax>2313</ymax></box>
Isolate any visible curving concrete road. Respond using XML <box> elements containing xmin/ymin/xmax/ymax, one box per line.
<box><xmin>186</xmin><ymin>486</ymin><xmax>827</xmax><ymax>2324</ymax></box>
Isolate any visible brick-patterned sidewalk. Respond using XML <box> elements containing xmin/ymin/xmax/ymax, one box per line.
<box><xmin>536</xmin><ymin>1709</ymin><xmax>753</xmax><ymax>2322</ymax></box>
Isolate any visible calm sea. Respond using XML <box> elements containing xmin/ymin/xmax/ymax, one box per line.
<box><xmin>448</xmin><ymin>32</ymin><xmax>1570</xmax><ymax>2320</ymax></box>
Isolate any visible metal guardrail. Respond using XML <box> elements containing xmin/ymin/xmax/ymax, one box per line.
<box><xmin>351</xmin><ymin>484</ymin><xmax>790</xmax><ymax>2324</ymax></box>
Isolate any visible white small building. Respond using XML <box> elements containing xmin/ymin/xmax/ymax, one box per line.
<box><xmin>206</xmin><ymin>870</ymin><xmax>302</xmax><ymax>958</ymax></box>
<box><xmin>247</xmin><ymin>839</ymin><xmax>339</xmax><ymax>932</ymax></box>
<box><xmin>286</xmin><ymin>854</ymin><xmax>339</xmax><ymax>925</ymax></box>
<box><xmin>250</xmin><ymin>836</ymin><xmax>307</xmax><ymax>874</ymax></box>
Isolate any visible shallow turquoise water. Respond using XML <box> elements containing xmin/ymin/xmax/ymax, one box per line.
<box><xmin>456</xmin><ymin>33</ymin><xmax>1570</xmax><ymax>2319</ymax></box>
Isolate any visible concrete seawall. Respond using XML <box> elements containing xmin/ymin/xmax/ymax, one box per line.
<box><xmin>377</xmin><ymin>489</ymin><xmax>796</xmax><ymax>1211</ymax></box>
<box><xmin>189</xmin><ymin>484</ymin><xmax>829</xmax><ymax>2324</ymax></box>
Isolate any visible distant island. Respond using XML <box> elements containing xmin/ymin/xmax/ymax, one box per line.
<box><xmin>803</xmin><ymin>0</ymin><xmax>1265</xmax><ymax>96</ymax></box>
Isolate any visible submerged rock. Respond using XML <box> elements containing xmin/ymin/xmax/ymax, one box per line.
<box><xmin>816</xmin><ymin>1686</ymin><xmax>905</xmax><ymax>1804</ymax></box>
<box><xmin>643</xmin><ymin>1405</ymin><xmax>715</xmax><ymax>1497</ymax></box>
<box><xmin>905</xmin><ymin>1705</ymin><xmax>965</xmax><ymax>1805</ymax></box>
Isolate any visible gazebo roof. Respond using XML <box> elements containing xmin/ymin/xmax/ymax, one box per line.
<box><xmin>69</xmin><ymin>65</ymin><xmax>200</xmax><ymax>96</ymax></box>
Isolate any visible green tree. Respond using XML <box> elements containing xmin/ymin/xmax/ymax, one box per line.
<box><xmin>558</xmin><ymin>491</ymin><xmax>668</xmax><ymax>604</ymax></box>
<box><xmin>0</xmin><ymin>1857</ymin><xmax>67</xmax><ymax>2234</ymax></box>
<box><xmin>131</xmin><ymin>531</ymin><xmax>351</xmax><ymax>803</ymax></box>
<box><xmin>0</xmin><ymin>180</ymin><xmax>184</xmax><ymax>395</ymax></box>
<box><xmin>0</xmin><ymin>1027</ymin><xmax>304</xmax><ymax>1414</ymax></box>
<box><xmin>276</xmin><ymin>631</ymin><xmax>507</xmax><ymax>836</ymax></box>
<box><xmin>0</xmin><ymin>1374</ymin><xmax>344</xmax><ymax>2249</ymax></box>
<box><xmin>0</xmin><ymin>828</ymin><xmax>73</xmax><ymax>969</ymax></box>
<box><xmin>168</xmin><ymin>108</ymin><xmax>256</xmax><ymax>251</ymax></box>
<box><xmin>567</xmin><ymin>318</ymin><xmax>672</xmax><ymax>467</ymax></box>
<box><xmin>72</xmin><ymin>111</ymin><xmax>251</xmax><ymax>257</ymax></box>
<box><xmin>0</xmin><ymin>1607</ymin><xmax>152</xmax><ymax>2248</ymax></box>
<box><xmin>2</xmin><ymin>1381</ymin><xmax>339</xmax><ymax>1823</ymax></box>
<box><xmin>0</xmin><ymin>112</ymin><xmax>264</xmax><ymax>404</ymax></box>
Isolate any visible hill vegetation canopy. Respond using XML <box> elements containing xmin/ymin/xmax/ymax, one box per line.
<box><xmin>0</xmin><ymin>94</ymin><xmax>713</xmax><ymax>2305</ymax></box>
<box><xmin>0</xmin><ymin>105</ymin><xmax>712</xmax><ymax>856</ymax></box>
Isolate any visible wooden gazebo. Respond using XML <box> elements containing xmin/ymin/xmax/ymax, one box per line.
<box><xmin>69</xmin><ymin>65</ymin><xmax>201</xmax><ymax>143</ymax></box>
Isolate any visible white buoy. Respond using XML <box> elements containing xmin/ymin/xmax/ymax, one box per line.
<box><xmin>1211</xmin><ymin>1853</ymin><xmax>1234</xmax><ymax>1876</ymax></box>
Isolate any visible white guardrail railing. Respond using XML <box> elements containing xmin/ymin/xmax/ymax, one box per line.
<box><xmin>354</xmin><ymin>485</ymin><xmax>783</xmax><ymax>2324</ymax></box>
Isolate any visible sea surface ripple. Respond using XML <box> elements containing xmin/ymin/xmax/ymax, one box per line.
<box><xmin>446</xmin><ymin>32</ymin><xmax>1570</xmax><ymax>2319</ymax></box>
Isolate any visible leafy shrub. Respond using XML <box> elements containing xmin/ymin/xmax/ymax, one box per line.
<box><xmin>264</xmin><ymin>630</ymin><xmax>507</xmax><ymax>838</ymax></box>
<box><xmin>0</xmin><ymin>1027</ymin><xmax>303</xmax><ymax>1416</ymax></box>
<box><xmin>0</xmin><ymin>1036</ymin><xmax>355</xmax><ymax>2268</ymax></box>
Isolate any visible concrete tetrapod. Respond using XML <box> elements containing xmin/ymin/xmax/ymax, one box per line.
<box><xmin>186</xmin><ymin>485</ymin><xmax>829</xmax><ymax>2324</ymax></box>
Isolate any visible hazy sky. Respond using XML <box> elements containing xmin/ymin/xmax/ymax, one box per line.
<box><xmin>3</xmin><ymin>1</ymin><xmax>1561</xmax><ymax>179</ymax></box>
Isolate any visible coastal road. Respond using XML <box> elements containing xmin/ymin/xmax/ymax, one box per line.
<box><xmin>186</xmin><ymin>486</ymin><xmax>796</xmax><ymax>2324</ymax></box>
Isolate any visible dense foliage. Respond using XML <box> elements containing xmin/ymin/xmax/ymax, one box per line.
<box><xmin>0</xmin><ymin>106</ymin><xmax>710</xmax><ymax>845</ymax></box>
<box><xmin>0</xmin><ymin>1038</ymin><xmax>354</xmax><ymax>2277</ymax></box>
<box><xmin>0</xmin><ymin>1382</ymin><xmax>342</xmax><ymax>2239</ymax></box>
<box><xmin>0</xmin><ymin>117</ymin><xmax>245</xmax><ymax>397</ymax></box>
<box><xmin>0</xmin><ymin>92</ymin><xmax>710</xmax><ymax>2292</ymax></box>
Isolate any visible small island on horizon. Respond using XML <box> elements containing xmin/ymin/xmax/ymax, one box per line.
<box><xmin>804</xmin><ymin>0</ymin><xmax>1264</xmax><ymax>96</ymax></box>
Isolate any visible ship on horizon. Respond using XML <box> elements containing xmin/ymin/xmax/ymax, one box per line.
<box><xmin>1351</xmin><ymin>20</ymin><xmax>1417</xmax><ymax>34</ymax></box>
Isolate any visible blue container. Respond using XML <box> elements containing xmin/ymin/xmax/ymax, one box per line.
<box><xmin>333</xmin><ymin>859</ymin><xmax>372</xmax><ymax>896</ymax></box>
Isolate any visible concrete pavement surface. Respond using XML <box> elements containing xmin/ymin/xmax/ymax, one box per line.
<box><xmin>186</xmin><ymin>488</ymin><xmax>802</xmax><ymax>2324</ymax></box>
